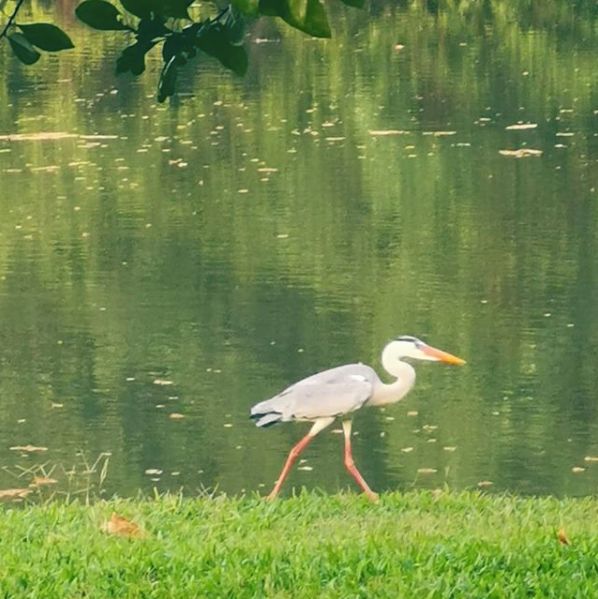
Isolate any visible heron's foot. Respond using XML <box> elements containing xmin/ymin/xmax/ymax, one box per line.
<box><xmin>366</xmin><ymin>491</ymin><xmax>380</xmax><ymax>503</ymax></box>
<box><xmin>265</xmin><ymin>491</ymin><xmax>278</xmax><ymax>502</ymax></box>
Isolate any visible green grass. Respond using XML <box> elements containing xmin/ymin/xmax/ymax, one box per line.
<box><xmin>1</xmin><ymin>491</ymin><xmax>597</xmax><ymax>598</ymax></box>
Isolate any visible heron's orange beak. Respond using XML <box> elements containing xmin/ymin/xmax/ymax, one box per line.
<box><xmin>422</xmin><ymin>345</ymin><xmax>466</xmax><ymax>365</ymax></box>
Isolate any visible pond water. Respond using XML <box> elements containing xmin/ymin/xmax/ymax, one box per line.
<box><xmin>0</xmin><ymin>2</ymin><xmax>597</xmax><ymax>499</ymax></box>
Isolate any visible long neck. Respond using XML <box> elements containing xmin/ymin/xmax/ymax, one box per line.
<box><xmin>368</xmin><ymin>357</ymin><xmax>416</xmax><ymax>407</ymax></box>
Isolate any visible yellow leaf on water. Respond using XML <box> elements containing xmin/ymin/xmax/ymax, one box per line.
<box><xmin>417</xmin><ymin>468</ymin><xmax>437</xmax><ymax>474</ymax></box>
<box><xmin>0</xmin><ymin>488</ymin><xmax>32</xmax><ymax>500</ymax></box>
<box><xmin>153</xmin><ymin>378</ymin><xmax>173</xmax><ymax>386</ymax></box>
<box><xmin>571</xmin><ymin>466</ymin><xmax>586</xmax><ymax>473</ymax></box>
<box><xmin>584</xmin><ymin>456</ymin><xmax>598</xmax><ymax>463</ymax></box>
<box><xmin>9</xmin><ymin>445</ymin><xmax>48</xmax><ymax>453</ymax></box>
<box><xmin>101</xmin><ymin>513</ymin><xmax>145</xmax><ymax>538</ymax></box>
<box><xmin>169</xmin><ymin>413</ymin><xmax>185</xmax><ymax>420</ymax></box>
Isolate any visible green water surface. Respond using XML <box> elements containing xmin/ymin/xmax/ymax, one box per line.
<box><xmin>0</xmin><ymin>1</ymin><xmax>597</xmax><ymax>498</ymax></box>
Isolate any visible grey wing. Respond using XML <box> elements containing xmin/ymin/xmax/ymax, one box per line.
<box><xmin>251</xmin><ymin>363</ymin><xmax>378</xmax><ymax>424</ymax></box>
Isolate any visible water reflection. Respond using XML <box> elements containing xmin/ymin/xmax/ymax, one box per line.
<box><xmin>0</xmin><ymin>2</ymin><xmax>597</xmax><ymax>498</ymax></box>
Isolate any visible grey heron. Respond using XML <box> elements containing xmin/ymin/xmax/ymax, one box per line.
<box><xmin>250</xmin><ymin>336</ymin><xmax>465</xmax><ymax>502</ymax></box>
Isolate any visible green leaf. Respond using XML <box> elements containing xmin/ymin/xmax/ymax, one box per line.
<box><xmin>8</xmin><ymin>32</ymin><xmax>41</xmax><ymax>65</ymax></box>
<box><xmin>120</xmin><ymin>0</ymin><xmax>152</xmax><ymax>18</ymax></box>
<box><xmin>196</xmin><ymin>24</ymin><xmax>248</xmax><ymax>76</ymax></box>
<box><xmin>339</xmin><ymin>0</ymin><xmax>365</xmax><ymax>7</ymax></box>
<box><xmin>116</xmin><ymin>42</ymin><xmax>152</xmax><ymax>75</ymax></box>
<box><xmin>76</xmin><ymin>0</ymin><xmax>129</xmax><ymax>31</ymax></box>
<box><xmin>258</xmin><ymin>0</ymin><xmax>331</xmax><ymax>38</ymax></box>
<box><xmin>157</xmin><ymin>57</ymin><xmax>178</xmax><ymax>103</ymax></box>
<box><xmin>258</xmin><ymin>0</ymin><xmax>280</xmax><ymax>16</ymax></box>
<box><xmin>162</xmin><ymin>32</ymin><xmax>193</xmax><ymax>62</ymax></box>
<box><xmin>159</xmin><ymin>0</ymin><xmax>194</xmax><ymax>19</ymax></box>
<box><xmin>137</xmin><ymin>17</ymin><xmax>169</xmax><ymax>42</ymax></box>
<box><xmin>18</xmin><ymin>23</ymin><xmax>74</xmax><ymax>52</ymax></box>
<box><xmin>225</xmin><ymin>8</ymin><xmax>246</xmax><ymax>46</ymax></box>
<box><xmin>120</xmin><ymin>0</ymin><xmax>193</xmax><ymax>19</ymax></box>
<box><xmin>286</xmin><ymin>0</ymin><xmax>331</xmax><ymax>38</ymax></box>
<box><xmin>232</xmin><ymin>0</ymin><xmax>259</xmax><ymax>16</ymax></box>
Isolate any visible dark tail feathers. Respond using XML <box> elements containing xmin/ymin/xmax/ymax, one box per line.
<box><xmin>249</xmin><ymin>411</ymin><xmax>283</xmax><ymax>428</ymax></box>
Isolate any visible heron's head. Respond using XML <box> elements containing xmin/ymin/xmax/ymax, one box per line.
<box><xmin>385</xmin><ymin>336</ymin><xmax>466</xmax><ymax>365</ymax></box>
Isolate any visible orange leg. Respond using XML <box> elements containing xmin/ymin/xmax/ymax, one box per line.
<box><xmin>266</xmin><ymin>434</ymin><xmax>313</xmax><ymax>500</ymax></box>
<box><xmin>266</xmin><ymin>417</ymin><xmax>334</xmax><ymax>501</ymax></box>
<box><xmin>342</xmin><ymin>420</ymin><xmax>379</xmax><ymax>502</ymax></box>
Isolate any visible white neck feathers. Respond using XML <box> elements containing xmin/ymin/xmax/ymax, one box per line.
<box><xmin>369</xmin><ymin>350</ymin><xmax>416</xmax><ymax>407</ymax></box>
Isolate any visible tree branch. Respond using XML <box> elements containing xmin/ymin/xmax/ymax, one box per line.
<box><xmin>0</xmin><ymin>0</ymin><xmax>26</xmax><ymax>40</ymax></box>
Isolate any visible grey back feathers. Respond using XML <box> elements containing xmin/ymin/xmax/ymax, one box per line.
<box><xmin>250</xmin><ymin>363</ymin><xmax>379</xmax><ymax>427</ymax></box>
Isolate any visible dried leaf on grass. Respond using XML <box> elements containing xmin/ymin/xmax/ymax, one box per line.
<box><xmin>557</xmin><ymin>528</ymin><xmax>570</xmax><ymax>546</ymax></box>
<box><xmin>0</xmin><ymin>488</ymin><xmax>32</xmax><ymax>500</ymax></box>
<box><xmin>101</xmin><ymin>513</ymin><xmax>146</xmax><ymax>539</ymax></box>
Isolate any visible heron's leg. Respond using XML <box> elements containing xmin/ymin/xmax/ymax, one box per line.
<box><xmin>342</xmin><ymin>419</ymin><xmax>379</xmax><ymax>503</ymax></box>
<box><xmin>266</xmin><ymin>417</ymin><xmax>334</xmax><ymax>501</ymax></box>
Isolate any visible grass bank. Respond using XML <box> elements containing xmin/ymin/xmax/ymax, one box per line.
<box><xmin>1</xmin><ymin>491</ymin><xmax>597</xmax><ymax>598</ymax></box>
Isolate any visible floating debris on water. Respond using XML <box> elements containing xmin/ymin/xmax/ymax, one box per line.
<box><xmin>10</xmin><ymin>445</ymin><xmax>48</xmax><ymax>453</ymax></box>
<box><xmin>505</xmin><ymin>123</ymin><xmax>538</xmax><ymax>130</ymax></box>
<box><xmin>499</xmin><ymin>148</ymin><xmax>543</xmax><ymax>158</ymax></box>
<box><xmin>422</xmin><ymin>130</ymin><xmax>457</xmax><ymax>136</ymax></box>
<box><xmin>368</xmin><ymin>130</ymin><xmax>409</xmax><ymax>136</ymax></box>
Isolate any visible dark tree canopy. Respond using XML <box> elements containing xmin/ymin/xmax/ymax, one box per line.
<box><xmin>0</xmin><ymin>0</ymin><xmax>364</xmax><ymax>102</ymax></box>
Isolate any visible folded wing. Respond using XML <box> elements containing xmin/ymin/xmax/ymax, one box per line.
<box><xmin>250</xmin><ymin>363</ymin><xmax>377</xmax><ymax>427</ymax></box>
